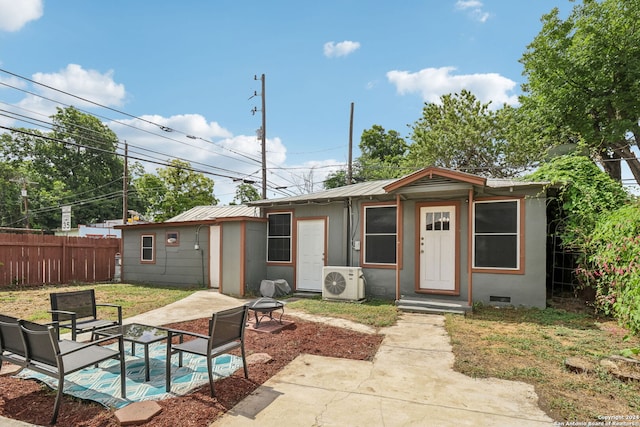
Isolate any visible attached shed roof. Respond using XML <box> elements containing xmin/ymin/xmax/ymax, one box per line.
<box><xmin>166</xmin><ymin>205</ymin><xmax>260</xmax><ymax>222</ymax></box>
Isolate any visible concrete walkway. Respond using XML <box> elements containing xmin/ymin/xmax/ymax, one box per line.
<box><xmin>1</xmin><ymin>290</ymin><xmax>555</xmax><ymax>426</ymax></box>
<box><xmin>213</xmin><ymin>311</ymin><xmax>554</xmax><ymax>427</ymax></box>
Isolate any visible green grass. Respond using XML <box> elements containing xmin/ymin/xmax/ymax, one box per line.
<box><xmin>445</xmin><ymin>303</ymin><xmax>640</xmax><ymax>421</ymax></box>
<box><xmin>0</xmin><ymin>283</ymin><xmax>197</xmax><ymax>322</ymax></box>
<box><xmin>286</xmin><ymin>298</ymin><xmax>399</xmax><ymax>327</ymax></box>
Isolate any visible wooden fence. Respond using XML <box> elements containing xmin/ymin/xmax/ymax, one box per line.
<box><xmin>0</xmin><ymin>234</ymin><xmax>121</xmax><ymax>287</ymax></box>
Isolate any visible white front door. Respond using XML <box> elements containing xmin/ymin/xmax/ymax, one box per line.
<box><xmin>296</xmin><ymin>219</ymin><xmax>325</xmax><ymax>292</ymax></box>
<box><xmin>419</xmin><ymin>206</ymin><xmax>456</xmax><ymax>291</ymax></box>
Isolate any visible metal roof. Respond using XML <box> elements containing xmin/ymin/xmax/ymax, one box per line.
<box><xmin>249</xmin><ymin>172</ymin><xmax>550</xmax><ymax>207</ymax></box>
<box><xmin>166</xmin><ymin>205</ymin><xmax>260</xmax><ymax>222</ymax></box>
<box><xmin>249</xmin><ymin>179</ymin><xmax>397</xmax><ymax>206</ymax></box>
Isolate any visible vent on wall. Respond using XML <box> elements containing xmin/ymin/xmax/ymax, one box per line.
<box><xmin>489</xmin><ymin>296</ymin><xmax>511</xmax><ymax>303</ymax></box>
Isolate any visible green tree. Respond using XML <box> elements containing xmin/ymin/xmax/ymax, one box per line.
<box><xmin>520</xmin><ymin>0</ymin><xmax>640</xmax><ymax>184</ymax></box>
<box><xmin>526</xmin><ymin>155</ymin><xmax>628</xmax><ymax>251</ymax></box>
<box><xmin>0</xmin><ymin>107</ymin><xmax>126</xmax><ymax>229</ymax></box>
<box><xmin>134</xmin><ymin>159</ymin><xmax>218</xmax><ymax>222</ymax></box>
<box><xmin>231</xmin><ymin>183</ymin><xmax>260</xmax><ymax>205</ymax></box>
<box><xmin>324</xmin><ymin>125</ymin><xmax>408</xmax><ymax>189</ymax></box>
<box><xmin>406</xmin><ymin>90</ymin><xmax>540</xmax><ymax>178</ymax></box>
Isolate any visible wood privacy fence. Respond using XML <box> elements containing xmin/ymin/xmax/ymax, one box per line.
<box><xmin>0</xmin><ymin>234</ymin><xmax>121</xmax><ymax>287</ymax></box>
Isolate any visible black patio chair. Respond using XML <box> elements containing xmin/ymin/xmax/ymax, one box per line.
<box><xmin>49</xmin><ymin>289</ymin><xmax>122</xmax><ymax>341</ymax></box>
<box><xmin>0</xmin><ymin>314</ymin><xmax>27</xmax><ymax>371</ymax></box>
<box><xmin>165</xmin><ymin>305</ymin><xmax>249</xmax><ymax>397</ymax></box>
<box><xmin>19</xmin><ymin>319</ymin><xmax>127</xmax><ymax>424</ymax></box>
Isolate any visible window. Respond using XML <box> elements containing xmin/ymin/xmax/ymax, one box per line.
<box><xmin>165</xmin><ymin>231</ymin><xmax>179</xmax><ymax>246</ymax></box>
<box><xmin>141</xmin><ymin>234</ymin><xmax>155</xmax><ymax>262</ymax></box>
<box><xmin>364</xmin><ymin>205</ymin><xmax>397</xmax><ymax>264</ymax></box>
<box><xmin>473</xmin><ymin>200</ymin><xmax>519</xmax><ymax>269</ymax></box>
<box><xmin>267</xmin><ymin>213</ymin><xmax>292</xmax><ymax>262</ymax></box>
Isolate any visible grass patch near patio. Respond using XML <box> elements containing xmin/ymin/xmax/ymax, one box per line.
<box><xmin>0</xmin><ymin>283</ymin><xmax>197</xmax><ymax>322</ymax></box>
<box><xmin>445</xmin><ymin>302</ymin><xmax>640</xmax><ymax>422</ymax></box>
<box><xmin>286</xmin><ymin>298</ymin><xmax>398</xmax><ymax>327</ymax></box>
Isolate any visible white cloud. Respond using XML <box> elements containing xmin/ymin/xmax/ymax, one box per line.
<box><xmin>0</xmin><ymin>0</ymin><xmax>43</xmax><ymax>32</ymax></box>
<box><xmin>386</xmin><ymin>66</ymin><xmax>518</xmax><ymax>107</ymax></box>
<box><xmin>14</xmin><ymin>64</ymin><xmax>127</xmax><ymax>118</ymax></box>
<box><xmin>455</xmin><ymin>0</ymin><xmax>490</xmax><ymax>23</ymax></box>
<box><xmin>323</xmin><ymin>40</ymin><xmax>361</xmax><ymax>58</ymax></box>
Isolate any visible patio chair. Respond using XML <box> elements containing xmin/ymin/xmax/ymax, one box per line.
<box><xmin>18</xmin><ymin>318</ymin><xmax>127</xmax><ymax>424</ymax></box>
<box><xmin>165</xmin><ymin>305</ymin><xmax>249</xmax><ymax>397</ymax></box>
<box><xmin>0</xmin><ymin>314</ymin><xmax>27</xmax><ymax>371</ymax></box>
<box><xmin>49</xmin><ymin>289</ymin><xmax>122</xmax><ymax>341</ymax></box>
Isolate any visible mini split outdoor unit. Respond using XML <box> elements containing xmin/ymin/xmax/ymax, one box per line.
<box><xmin>322</xmin><ymin>266</ymin><xmax>365</xmax><ymax>301</ymax></box>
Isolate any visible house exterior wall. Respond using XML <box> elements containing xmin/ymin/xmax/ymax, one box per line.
<box><xmin>471</xmin><ymin>195</ymin><xmax>547</xmax><ymax>308</ymax></box>
<box><xmin>121</xmin><ymin>225</ymin><xmax>209</xmax><ymax>288</ymax></box>
<box><xmin>242</xmin><ymin>221</ymin><xmax>267</xmax><ymax>296</ymax></box>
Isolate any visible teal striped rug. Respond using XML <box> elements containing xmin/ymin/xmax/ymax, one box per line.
<box><xmin>14</xmin><ymin>342</ymin><xmax>243</xmax><ymax>409</ymax></box>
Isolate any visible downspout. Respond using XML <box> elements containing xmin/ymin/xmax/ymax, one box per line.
<box><xmin>346</xmin><ymin>198</ymin><xmax>352</xmax><ymax>266</ymax></box>
<box><xmin>395</xmin><ymin>194</ymin><xmax>402</xmax><ymax>302</ymax></box>
<box><xmin>467</xmin><ymin>189</ymin><xmax>474</xmax><ymax>307</ymax></box>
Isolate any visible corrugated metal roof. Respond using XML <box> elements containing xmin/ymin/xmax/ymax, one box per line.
<box><xmin>166</xmin><ymin>205</ymin><xmax>260</xmax><ymax>222</ymax></box>
<box><xmin>249</xmin><ymin>174</ymin><xmax>550</xmax><ymax>206</ymax></box>
<box><xmin>249</xmin><ymin>179</ymin><xmax>397</xmax><ymax>206</ymax></box>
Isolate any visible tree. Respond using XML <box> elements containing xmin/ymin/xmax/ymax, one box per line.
<box><xmin>133</xmin><ymin>159</ymin><xmax>218</xmax><ymax>222</ymax></box>
<box><xmin>0</xmin><ymin>107</ymin><xmax>126</xmax><ymax>229</ymax></box>
<box><xmin>359</xmin><ymin>125</ymin><xmax>408</xmax><ymax>180</ymax></box>
<box><xmin>324</xmin><ymin>125</ymin><xmax>408</xmax><ymax>189</ymax></box>
<box><xmin>520</xmin><ymin>0</ymin><xmax>640</xmax><ymax>185</ymax></box>
<box><xmin>231</xmin><ymin>183</ymin><xmax>260</xmax><ymax>205</ymax></box>
<box><xmin>406</xmin><ymin>90</ymin><xmax>540</xmax><ymax>178</ymax></box>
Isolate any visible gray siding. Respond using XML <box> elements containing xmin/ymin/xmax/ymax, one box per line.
<box><xmin>220</xmin><ymin>223</ymin><xmax>242</xmax><ymax>296</ymax></box>
<box><xmin>122</xmin><ymin>225</ymin><xmax>209</xmax><ymax>288</ymax></box>
<box><xmin>244</xmin><ymin>221</ymin><xmax>267</xmax><ymax>295</ymax></box>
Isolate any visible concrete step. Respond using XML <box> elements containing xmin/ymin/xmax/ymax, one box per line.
<box><xmin>396</xmin><ymin>298</ymin><xmax>471</xmax><ymax>315</ymax></box>
<box><xmin>396</xmin><ymin>305</ymin><xmax>468</xmax><ymax>315</ymax></box>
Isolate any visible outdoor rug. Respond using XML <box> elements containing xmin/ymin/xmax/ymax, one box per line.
<box><xmin>14</xmin><ymin>342</ymin><xmax>243</xmax><ymax>409</ymax></box>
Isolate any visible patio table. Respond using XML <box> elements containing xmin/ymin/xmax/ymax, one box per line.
<box><xmin>93</xmin><ymin>323</ymin><xmax>168</xmax><ymax>381</ymax></box>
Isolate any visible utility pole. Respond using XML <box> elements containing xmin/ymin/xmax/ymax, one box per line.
<box><xmin>122</xmin><ymin>141</ymin><xmax>128</xmax><ymax>224</ymax></box>
<box><xmin>10</xmin><ymin>177</ymin><xmax>36</xmax><ymax>228</ymax></box>
<box><xmin>252</xmin><ymin>74</ymin><xmax>267</xmax><ymax>199</ymax></box>
<box><xmin>348</xmin><ymin>102</ymin><xmax>354</xmax><ymax>185</ymax></box>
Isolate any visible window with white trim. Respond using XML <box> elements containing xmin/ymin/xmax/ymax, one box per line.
<box><xmin>364</xmin><ymin>205</ymin><xmax>397</xmax><ymax>264</ymax></box>
<box><xmin>473</xmin><ymin>200</ymin><xmax>519</xmax><ymax>269</ymax></box>
<box><xmin>267</xmin><ymin>212</ymin><xmax>292</xmax><ymax>262</ymax></box>
<box><xmin>141</xmin><ymin>234</ymin><xmax>155</xmax><ymax>262</ymax></box>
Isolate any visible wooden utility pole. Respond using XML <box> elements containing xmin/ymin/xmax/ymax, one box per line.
<box><xmin>259</xmin><ymin>74</ymin><xmax>267</xmax><ymax>199</ymax></box>
<box><xmin>348</xmin><ymin>102</ymin><xmax>354</xmax><ymax>185</ymax></box>
<box><xmin>122</xmin><ymin>141</ymin><xmax>128</xmax><ymax>224</ymax></box>
<box><xmin>10</xmin><ymin>177</ymin><xmax>36</xmax><ymax>228</ymax></box>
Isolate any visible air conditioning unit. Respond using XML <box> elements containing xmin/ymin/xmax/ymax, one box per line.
<box><xmin>322</xmin><ymin>266</ymin><xmax>365</xmax><ymax>301</ymax></box>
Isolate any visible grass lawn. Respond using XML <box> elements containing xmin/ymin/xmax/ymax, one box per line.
<box><xmin>2</xmin><ymin>284</ymin><xmax>639</xmax><ymax>421</ymax></box>
<box><xmin>0</xmin><ymin>283</ymin><xmax>197</xmax><ymax>322</ymax></box>
<box><xmin>445</xmin><ymin>300</ymin><xmax>640</xmax><ymax>422</ymax></box>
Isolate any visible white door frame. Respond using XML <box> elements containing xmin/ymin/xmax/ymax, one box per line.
<box><xmin>417</xmin><ymin>203</ymin><xmax>459</xmax><ymax>294</ymax></box>
<box><xmin>296</xmin><ymin>218</ymin><xmax>326</xmax><ymax>292</ymax></box>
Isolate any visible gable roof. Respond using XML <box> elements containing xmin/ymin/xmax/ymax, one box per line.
<box><xmin>249</xmin><ymin>167</ymin><xmax>550</xmax><ymax>207</ymax></box>
<box><xmin>166</xmin><ymin>205</ymin><xmax>259</xmax><ymax>222</ymax></box>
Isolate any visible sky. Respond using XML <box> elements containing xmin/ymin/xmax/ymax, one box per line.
<box><xmin>0</xmin><ymin>0</ymin><xmax>572</xmax><ymax>205</ymax></box>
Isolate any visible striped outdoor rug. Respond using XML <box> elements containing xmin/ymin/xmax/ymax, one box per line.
<box><xmin>14</xmin><ymin>342</ymin><xmax>243</xmax><ymax>409</ymax></box>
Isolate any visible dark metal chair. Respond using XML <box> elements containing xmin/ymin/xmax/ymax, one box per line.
<box><xmin>165</xmin><ymin>305</ymin><xmax>249</xmax><ymax>396</ymax></box>
<box><xmin>49</xmin><ymin>289</ymin><xmax>122</xmax><ymax>340</ymax></box>
<box><xmin>3</xmin><ymin>318</ymin><xmax>127</xmax><ymax>425</ymax></box>
<box><xmin>0</xmin><ymin>314</ymin><xmax>27</xmax><ymax>371</ymax></box>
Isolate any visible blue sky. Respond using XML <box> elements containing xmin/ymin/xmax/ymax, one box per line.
<box><xmin>0</xmin><ymin>0</ymin><xmax>569</xmax><ymax>204</ymax></box>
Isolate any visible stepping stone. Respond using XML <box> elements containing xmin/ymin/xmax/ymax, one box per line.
<box><xmin>115</xmin><ymin>401</ymin><xmax>162</xmax><ymax>426</ymax></box>
<box><xmin>564</xmin><ymin>356</ymin><xmax>593</xmax><ymax>373</ymax></box>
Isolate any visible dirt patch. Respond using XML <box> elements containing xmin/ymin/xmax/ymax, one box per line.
<box><xmin>0</xmin><ymin>316</ymin><xmax>383</xmax><ymax>426</ymax></box>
